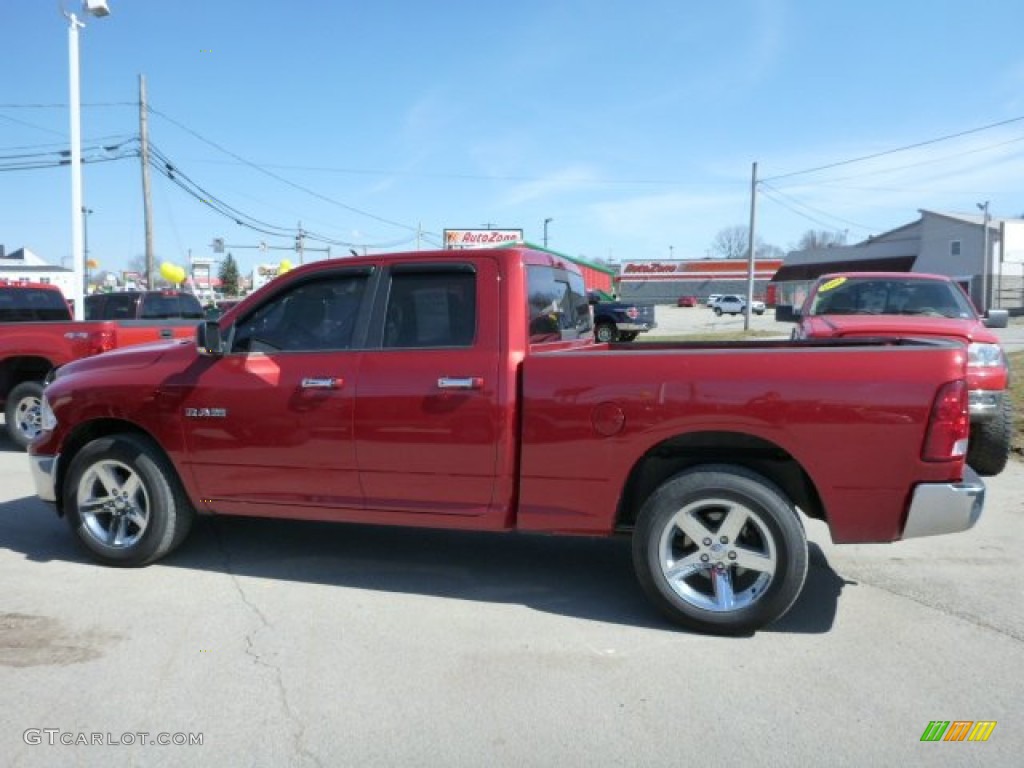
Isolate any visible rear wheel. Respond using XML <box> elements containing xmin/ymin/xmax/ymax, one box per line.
<box><xmin>64</xmin><ymin>433</ymin><xmax>195</xmax><ymax>566</ymax></box>
<box><xmin>595</xmin><ymin>323</ymin><xmax>617</xmax><ymax>343</ymax></box>
<box><xmin>4</xmin><ymin>380</ymin><xmax>45</xmax><ymax>450</ymax></box>
<box><xmin>632</xmin><ymin>465</ymin><xmax>808</xmax><ymax>635</ymax></box>
<box><xmin>619</xmin><ymin>332</ymin><xmax>638</xmax><ymax>342</ymax></box>
<box><xmin>967</xmin><ymin>394</ymin><xmax>1013</xmax><ymax>476</ymax></box>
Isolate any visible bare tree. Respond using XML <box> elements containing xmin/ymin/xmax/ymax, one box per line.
<box><xmin>710</xmin><ymin>226</ymin><xmax>751</xmax><ymax>259</ymax></box>
<box><xmin>710</xmin><ymin>226</ymin><xmax>782</xmax><ymax>260</ymax></box>
<box><xmin>794</xmin><ymin>229</ymin><xmax>848</xmax><ymax>250</ymax></box>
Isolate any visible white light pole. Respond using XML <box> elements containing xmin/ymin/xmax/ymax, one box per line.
<box><xmin>63</xmin><ymin>0</ymin><xmax>111</xmax><ymax>320</ymax></box>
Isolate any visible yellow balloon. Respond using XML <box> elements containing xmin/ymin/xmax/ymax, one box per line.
<box><xmin>278</xmin><ymin>259</ymin><xmax>293</xmax><ymax>275</ymax></box>
<box><xmin>159</xmin><ymin>262</ymin><xmax>186</xmax><ymax>284</ymax></box>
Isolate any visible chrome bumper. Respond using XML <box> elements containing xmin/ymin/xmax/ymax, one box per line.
<box><xmin>616</xmin><ymin>322</ymin><xmax>656</xmax><ymax>332</ymax></box>
<box><xmin>968</xmin><ymin>389</ymin><xmax>1003</xmax><ymax>421</ymax></box>
<box><xmin>902</xmin><ymin>466</ymin><xmax>985</xmax><ymax>539</ymax></box>
<box><xmin>30</xmin><ymin>453</ymin><xmax>59</xmax><ymax>504</ymax></box>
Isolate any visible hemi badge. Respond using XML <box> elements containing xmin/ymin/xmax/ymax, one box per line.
<box><xmin>185</xmin><ymin>408</ymin><xmax>228</xmax><ymax>419</ymax></box>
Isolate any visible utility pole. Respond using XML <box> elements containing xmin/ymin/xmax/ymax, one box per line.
<box><xmin>744</xmin><ymin>161</ymin><xmax>758</xmax><ymax>331</ymax></box>
<box><xmin>296</xmin><ymin>221</ymin><xmax>305</xmax><ymax>264</ymax></box>
<box><xmin>139</xmin><ymin>74</ymin><xmax>155</xmax><ymax>288</ymax></box>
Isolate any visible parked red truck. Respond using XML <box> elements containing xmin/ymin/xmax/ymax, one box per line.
<box><xmin>30</xmin><ymin>248</ymin><xmax>985</xmax><ymax>634</ymax></box>
<box><xmin>1</xmin><ymin>283</ymin><xmax>200</xmax><ymax>448</ymax></box>
<box><xmin>777</xmin><ymin>272</ymin><xmax>1013</xmax><ymax>476</ymax></box>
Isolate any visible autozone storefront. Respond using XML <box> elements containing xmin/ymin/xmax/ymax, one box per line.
<box><xmin>616</xmin><ymin>259</ymin><xmax>784</xmax><ymax>304</ymax></box>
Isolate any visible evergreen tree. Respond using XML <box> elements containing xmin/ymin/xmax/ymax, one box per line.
<box><xmin>219</xmin><ymin>252</ymin><xmax>241</xmax><ymax>296</ymax></box>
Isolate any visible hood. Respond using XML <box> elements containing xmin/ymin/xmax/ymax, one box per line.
<box><xmin>56</xmin><ymin>338</ymin><xmax>187</xmax><ymax>379</ymax></box>
<box><xmin>804</xmin><ymin>314</ymin><xmax>997</xmax><ymax>343</ymax></box>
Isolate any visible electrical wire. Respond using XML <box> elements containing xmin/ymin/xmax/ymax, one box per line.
<box><xmin>762</xmin><ymin>114</ymin><xmax>1024</xmax><ymax>183</ymax></box>
<box><xmin>148</xmin><ymin>106</ymin><xmax>439</xmax><ymax>239</ymax></box>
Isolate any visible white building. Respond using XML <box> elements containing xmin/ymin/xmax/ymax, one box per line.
<box><xmin>772</xmin><ymin>210</ymin><xmax>1024</xmax><ymax>312</ymax></box>
<box><xmin>0</xmin><ymin>246</ymin><xmax>77</xmax><ymax>297</ymax></box>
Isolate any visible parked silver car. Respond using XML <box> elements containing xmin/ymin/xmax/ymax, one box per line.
<box><xmin>714</xmin><ymin>295</ymin><xmax>765</xmax><ymax>316</ymax></box>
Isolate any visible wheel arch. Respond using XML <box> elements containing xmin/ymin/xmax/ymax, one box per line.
<box><xmin>55</xmin><ymin>419</ymin><xmax>187</xmax><ymax>516</ymax></box>
<box><xmin>1</xmin><ymin>355</ymin><xmax>55</xmax><ymax>402</ymax></box>
<box><xmin>614</xmin><ymin>431</ymin><xmax>825</xmax><ymax>531</ymax></box>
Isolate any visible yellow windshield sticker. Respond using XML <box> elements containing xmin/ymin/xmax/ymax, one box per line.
<box><xmin>819</xmin><ymin>277</ymin><xmax>847</xmax><ymax>292</ymax></box>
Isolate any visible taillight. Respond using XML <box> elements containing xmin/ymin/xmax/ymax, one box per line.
<box><xmin>626</xmin><ymin>307</ymin><xmax>639</xmax><ymax>320</ymax></box>
<box><xmin>87</xmin><ymin>329</ymin><xmax>117</xmax><ymax>356</ymax></box>
<box><xmin>922</xmin><ymin>380</ymin><xmax>969</xmax><ymax>461</ymax></box>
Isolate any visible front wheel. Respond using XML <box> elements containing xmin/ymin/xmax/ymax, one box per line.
<box><xmin>4</xmin><ymin>380</ymin><xmax>45</xmax><ymax>450</ymax></box>
<box><xmin>967</xmin><ymin>394</ymin><xmax>1013</xmax><ymax>476</ymax></box>
<box><xmin>618</xmin><ymin>332</ymin><xmax>639</xmax><ymax>342</ymax></box>
<box><xmin>64</xmin><ymin>433</ymin><xmax>195</xmax><ymax>566</ymax></box>
<box><xmin>714</xmin><ymin>307</ymin><xmax>723</xmax><ymax>316</ymax></box>
<box><xmin>595</xmin><ymin>323</ymin><xmax>616</xmax><ymax>343</ymax></box>
<box><xmin>632</xmin><ymin>465</ymin><xmax>808</xmax><ymax>635</ymax></box>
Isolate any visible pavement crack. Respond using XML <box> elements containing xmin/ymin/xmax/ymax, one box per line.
<box><xmin>841</xmin><ymin>565</ymin><xmax>1023</xmax><ymax>643</ymax></box>
<box><xmin>208</xmin><ymin>518</ymin><xmax>324</xmax><ymax>768</ymax></box>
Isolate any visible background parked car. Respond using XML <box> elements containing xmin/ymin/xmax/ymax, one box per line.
<box><xmin>714</xmin><ymin>295</ymin><xmax>766</xmax><ymax>316</ymax></box>
<box><xmin>706</xmin><ymin>294</ymin><xmax>723</xmax><ymax>308</ymax></box>
<box><xmin>587</xmin><ymin>292</ymin><xmax>657</xmax><ymax>342</ymax></box>
<box><xmin>677</xmin><ymin>295</ymin><xmax>699</xmax><ymax>307</ymax></box>
<box><xmin>85</xmin><ymin>290</ymin><xmax>203</xmax><ymax>321</ymax></box>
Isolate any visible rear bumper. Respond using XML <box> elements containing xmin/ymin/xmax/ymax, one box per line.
<box><xmin>902</xmin><ymin>466</ymin><xmax>985</xmax><ymax>539</ymax></box>
<box><xmin>616</xmin><ymin>322</ymin><xmax>656</xmax><ymax>332</ymax></box>
<box><xmin>29</xmin><ymin>453</ymin><xmax>59</xmax><ymax>504</ymax></box>
<box><xmin>968</xmin><ymin>389</ymin><xmax>1004</xmax><ymax>421</ymax></box>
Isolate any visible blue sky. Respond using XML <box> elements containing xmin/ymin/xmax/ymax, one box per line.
<box><xmin>3</xmin><ymin>0</ymin><xmax>1024</xmax><ymax>278</ymax></box>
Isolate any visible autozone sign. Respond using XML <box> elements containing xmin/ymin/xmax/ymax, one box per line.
<box><xmin>444</xmin><ymin>229</ymin><xmax>523</xmax><ymax>249</ymax></box>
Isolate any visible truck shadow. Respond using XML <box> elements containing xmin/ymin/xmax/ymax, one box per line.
<box><xmin>0</xmin><ymin>497</ymin><xmax>850</xmax><ymax>635</ymax></box>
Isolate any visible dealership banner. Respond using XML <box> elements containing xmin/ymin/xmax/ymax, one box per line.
<box><xmin>444</xmin><ymin>229</ymin><xmax>523</xmax><ymax>249</ymax></box>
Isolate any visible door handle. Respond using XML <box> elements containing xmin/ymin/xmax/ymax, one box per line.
<box><xmin>437</xmin><ymin>377</ymin><xmax>483</xmax><ymax>390</ymax></box>
<box><xmin>301</xmin><ymin>377</ymin><xmax>343</xmax><ymax>390</ymax></box>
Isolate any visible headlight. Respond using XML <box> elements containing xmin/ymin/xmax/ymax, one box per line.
<box><xmin>966</xmin><ymin>342</ymin><xmax>1005</xmax><ymax>368</ymax></box>
<box><xmin>40</xmin><ymin>395</ymin><xmax>57</xmax><ymax>432</ymax></box>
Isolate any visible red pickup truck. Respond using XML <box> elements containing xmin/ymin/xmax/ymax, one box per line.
<box><xmin>29</xmin><ymin>248</ymin><xmax>985</xmax><ymax>635</ymax></box>
<box><xmin>1</xmin><ymin>283</ymin><xmax>199</xmax><ymax>448</ymax></box>
<box><xmin>778</xmin><ymin>272</ymin><xmax>1012</xmax><ymax>476</ymax></box>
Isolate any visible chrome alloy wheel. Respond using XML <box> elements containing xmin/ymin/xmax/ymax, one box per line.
<box><xmin>13</xmin><ymin>394</ymin><xmax>43</xmax><ymax>442</ymax></box>
<box><xmin>658</xmin><ymin>497</ymin><xmax>777</xmax><ymax>612</ymax></box>
<box><xmin>77</xmin><ymin>459</ymin><xmax>151</xmax><ymax>549</ymax></box>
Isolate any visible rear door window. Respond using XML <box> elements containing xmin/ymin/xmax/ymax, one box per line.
<box><xmin>0</xmin><ymin>287</ymin><xmax>71</xmax><ymax>322</ymax></box>
<box><xmin>382</xmin><ymin>268</ymin><xmax>476</xmax><ymax>349</ymax></box>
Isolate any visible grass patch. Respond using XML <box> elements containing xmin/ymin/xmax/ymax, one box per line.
<box><xmin>1009</xmin><ymin>350</ymin><xmax>1024</xmax><ymax>456</ymax></box>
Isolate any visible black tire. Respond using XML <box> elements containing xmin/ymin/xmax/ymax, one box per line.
<box><xmin>632</xmin><ymin>465</ymin><xmax>808</xmax><ymax>635</ymax></box>
<box><xmin>595</xmin><ymin>323</ymin><xmax>616</xmax><ymax>343</ymax></box>
<box><xmin>619</xmin><ymin>332</ymin><xmax>639</xmax><ymax>342</ymax></box>
<box><xmin>4</xmin><ymin>380</ymin><xmax>45</xmax><ymax>450</ymax></box>
<box><xmin>967</xmin><ymin>394</ymin><xmax>1013</xmax><ymax>476</ymax></box>
<box><xmin>63</xmin><ymin>433</ymin><xmax>195</xmax><ymax>566</ymax></box>
<box><xmin>714</xmin><ymin>307</ymin><xmax>723</xmax><ymax>316</ymax></box>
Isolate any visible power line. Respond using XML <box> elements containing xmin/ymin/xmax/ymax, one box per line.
<box><xmin>759</xmin><ymin>183</ymin><xmax>878</xmax><ymax>233</ymax></box>
<box><xmin>147</xmin><ymin>106</ymin><xmax>437</xmax><ymax>238</ymax></box>
<box><xmin>762</xmin><ymin>114</ymin><xmax>1024</xmax><ymax>182</ymax></box>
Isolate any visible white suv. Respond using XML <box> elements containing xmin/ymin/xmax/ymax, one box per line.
<box><xmin>714</xmin><ymin>295</ymin><xmax>766</xmax><ymax>316</ymax></box>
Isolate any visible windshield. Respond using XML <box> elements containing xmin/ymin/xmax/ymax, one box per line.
<box><xmin>808</xmin><ymin>277</ymin><xmax>977</xmax><ymax>319</ymax></box>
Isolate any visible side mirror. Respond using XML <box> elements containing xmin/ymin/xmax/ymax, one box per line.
<box><xmin>196</xmin><ymin>320</ymin><xmax>224</xmax><ymax>356</ymax></box>
<box><xmin>775</xmin><ymin>304</ymin><xmax>800</xmax><ymax>323</ymax></box>
<box><xmin>983</xmin><ymin>309</ymin><xmax>1009</xmax><ymax>329</ymax></box>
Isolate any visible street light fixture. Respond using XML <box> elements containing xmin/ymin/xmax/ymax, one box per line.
<box><xmin>977</xmin><ymin>201</ymin><xmax>990</xmax><ymax>313</ymax></box>
<box><xmin>62</xmin><ymin>0</ymin><xmax>111</xmax><ymax>320</ymax></box>
<box><xmin>543</xmin><ymin>217</ymin><xmax>553</xmax><ymax>249</ymax></box>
